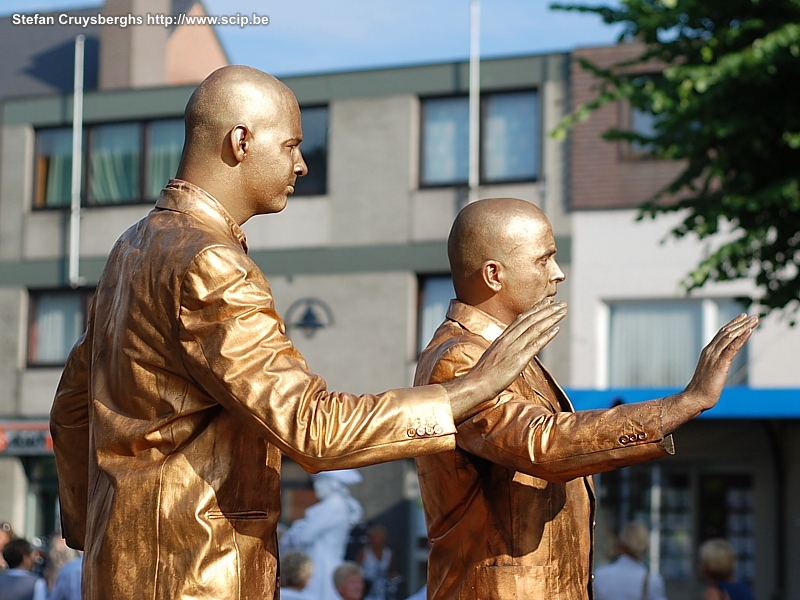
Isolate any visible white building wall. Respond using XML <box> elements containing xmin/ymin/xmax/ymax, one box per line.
<box><xmin>570</xmin><ymin>210</ymin><xmax>800</xmax><ymax>388</ymax></box>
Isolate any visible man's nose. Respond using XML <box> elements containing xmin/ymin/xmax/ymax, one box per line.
<box><xmin>552</xmin><ymin>262</ymin><xmax>566</xmax><ymax>283</ymax></box>
<box><xmin>294</xmin><ymin>150</ymin><xmax>308</xmax><ymax>177</ymax></box>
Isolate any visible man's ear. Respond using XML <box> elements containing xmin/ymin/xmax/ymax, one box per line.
<box><xmin>229</xmin><ymin>124</ymin><xmax>249</xmax><ymax>163</ymax></box>
<box><xmin>482</xmin><ymin>260</ymin><xmax>503</xmax><ymax>292</ymax></box>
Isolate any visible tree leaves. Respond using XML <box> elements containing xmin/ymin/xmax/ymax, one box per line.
<box><xmin>553</xmin><ymin>0</ymin><xmax>800</xmax><ymax>318</ymax></box>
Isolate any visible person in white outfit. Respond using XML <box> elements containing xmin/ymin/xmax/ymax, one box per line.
<box><xmin>281</xmin><ymin>469</ymin><xmax>364</xmax><ymax>600</ymax></box>
<box><xmin>593</xmin><ymin>521</ymin><xmax>668</xmax><ymax>600</ymax></box>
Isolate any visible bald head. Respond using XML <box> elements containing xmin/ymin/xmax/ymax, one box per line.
<box><xmin>448</xmin><ymin>198</ymin><xmax>563</xmax><ymax>323</ymax></box>
<box><xmin>449</xmin><ymin>198</ymin><xmax>548</xmax><ymax>289</ymax></box>
<box><xmin>183</xmin><ymin>65</ymin><xmax>295</xmax><ymax>153</ymax></box>
<box><xmin>176</xmin><ymin>66</ymin><xmax>308</xmax><ymax>224</ymax></box>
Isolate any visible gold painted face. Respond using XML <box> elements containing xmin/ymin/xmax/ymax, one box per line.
<box><xmin>245</xmin><ymin>94</ymin><xmax>308</xmax><ymax>215</ymax></box>
<box><xmin>495</xmin><ymin>212</ymin><xmax>565</xmax><ymax>318</ymax></box>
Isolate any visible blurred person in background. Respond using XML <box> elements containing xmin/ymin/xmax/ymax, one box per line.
<box><xmin>593</xmin><ymin>521</ymin><xmax>667</xmax><ymax>600</ymax></box>
<box><xmin>281</xmin><ymin>470</ymin><xmax>364</xmax><ymax>600</ymax></box>
<box><xmin>0</xmin><ymin>538</ymin><xmax>47</xmax><ymax>600</ymax></box>
<box><xmin>279</xmin><ymin>550</ymin><xmax>313</xmax><ymax>600</ymax></box>
<box><xmin>49</xmin><ymin>551</ymin><xmax>82</xmax><ymax>600</ymax></box>
<box><xmin>0</xmin><ymin>522</ymin><xmax>14</xmax><ymax>570</ymax></box>
<box><xmin>699</xmin><ymin>538</ymin><xmax>755</xmax><ymax>600</ymax></box>
<box><xmin>44</xmin><ymin>534</ymin><xmax>78</xmax><ymax>590</ymax></box>
<box><xmin>333</xmin><ymin>561</ymin><xmax>365</xmax><ymax>600</ymax></box>
<box><xmin>356</xmin><ymin>523</ymin><xmax>398</xmax><ymax>600</ymax></box>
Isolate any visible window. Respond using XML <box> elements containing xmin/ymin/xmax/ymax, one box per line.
<box><xmin>417</xmin><ymin>275</ymin><xmax>454</xmax><ymax>354</ymax></box>
<box><xmin>88</xmin><ymin>123</ymin><xmax>141</xmax><ymax>204</ymax></box>
<box><xmin>28</xmin><ymin>289</ymin><xmax>93</xmax><ymax>366</ymax></box>
<box><xmin>420</xmin><ymin>90</ymin><xmax>539</xmax><ymax>187</ymax></box>
<box><xmin>34</xmin><ymin>128</ymin><xmax>79</xmax><ymax>208</ymax></box>
<box><xmin>295</xmin><ymin>106</ymin><xmax>328</xmax><ymax>196</ymax></box>
<box><xmin>146</xmin><ymin>119</ymin><xmax>185</xmax><ymax>199</ymax></box>
<box><xmin>608</xmin><ymin>299</ymin><xmax>748</xmax><ymax>387</ymax></box>
<box><xmin>624</xmin><ymin>105</ymin><xmax>661</xmax><ymax>155</ymax></box>
<box><xmin>34</xmin><ymin>119</ymin><xmax>184</xmax><ymax>209</ymax></box>
<box><xmin>421</xmin><ymin>97</ymin><xmax>470</xmax><ymax>186</ymax></box>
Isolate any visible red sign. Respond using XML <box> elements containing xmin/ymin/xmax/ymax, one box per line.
<box><xmin>0</xmin><ymin>422</ymin><xmax>52</xmax><ymax>456</ymax></box>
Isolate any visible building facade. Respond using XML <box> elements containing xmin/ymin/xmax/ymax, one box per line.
<box><xmin>0</xmin><ymin>14</ymin><xmax>569</xmax><ymax>591</ymax></box>
<box><xmin>568</xmin><ymin>42</ymin><xmax>800</xmax><ymax>600</ymax></box>
<box><xmin>1</xmin><ymin>5</ymin><xmax>799</xmax><ymax>596</ymax></box>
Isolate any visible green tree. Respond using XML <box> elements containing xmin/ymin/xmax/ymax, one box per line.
<box><xmin>552</xmin><ymin>0</ymin><xmax>800</xmax><ymax>318</ymax></box>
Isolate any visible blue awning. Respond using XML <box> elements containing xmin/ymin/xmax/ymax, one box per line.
<box><xmin>564</xmin><ymin>387</ymin><xmax>800</xmax><ymax>419</ymax></box>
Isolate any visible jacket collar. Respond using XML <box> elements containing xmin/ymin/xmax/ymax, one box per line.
<box><xmin>156</xmin><ymin>179</ymin><xmax>248</xmax><ymax>253</ymax></box>
<box><xmin>446</xmin><ymin>300</ymin><xmax>506</xmax><ymax>343</ymax></box>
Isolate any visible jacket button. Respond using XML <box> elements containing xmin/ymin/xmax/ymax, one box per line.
<box><xmin>407</xmin><ymin>428</ymin><xmax>417</xmax><ymax>437</ymax></box>
<box><xmin>434</xmin><ymin>425</ymin><xmax>443</xmax><ymax>435</ymax></box>
<box><xmin>425</xmin><ymin>426</ymin><xmax>434</xmax><ymax>435</ymax></box>
<box><xmin>638</xmin><ymin>433</ymin><xmax>647</xmax><ymax>440</ymax></box>
<box><xmin>416</xmin><ymin>426</ymin><xmax>427</xmax><ymax>437</ymax></box>
<box><xmin>619</xmin><ymin>435</ymin><xmax>629</xmax><ymax>444</ymax></box>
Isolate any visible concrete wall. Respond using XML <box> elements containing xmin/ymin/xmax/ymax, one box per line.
<box><xmin>269</xmin><ymin>271</ymin><xmax>416</xmax><ymax>394</ymax></box>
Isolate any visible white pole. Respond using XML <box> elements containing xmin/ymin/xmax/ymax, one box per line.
<box><xmin>650</xmin><ymin>464</ymin><xmax>662</xmax><ymax>574</ymax></box>
<box><xmin>468</xmin><ymin>0</ymin><xmax>480</xmax><ymax>204</ymax></box>
<box><xmin>69</xmin><ymin>35</ymin><xmax>85</xmax><ymax>288</ymax></box>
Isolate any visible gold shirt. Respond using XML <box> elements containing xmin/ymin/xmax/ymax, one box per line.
<box><xmin>415</xmin><ymin>300</ymin><xmax>675</xmax><ymax>599</ymax></box>
<box><xmin>50</xmin><ymin>180</ymin><xmax>457</xmax><ymax>600</ymax></box>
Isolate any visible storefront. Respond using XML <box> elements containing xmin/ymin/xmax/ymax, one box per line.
<box><xmin>571</xmin><ymin>388</ymin><xmax>797</xmax><ymax>600</ymax></box>
<box><xmin>0</xmin><ymin>421</ymin><xmax>59</xmax><ymax>538</ymax></box>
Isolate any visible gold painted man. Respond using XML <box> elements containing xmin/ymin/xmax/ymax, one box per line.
<box><xmin>49</xmin><ymin>69</ymin><xmax>567</xmax><ymax>600</ymax></box>
<box><xmin>415</xmin><ymin>197</ymin><xmax>757</xmax><ymax>599</ymax></box>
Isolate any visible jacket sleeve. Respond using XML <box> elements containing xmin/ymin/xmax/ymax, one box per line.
<box><xmin>178</xmin><ymin>245</ymin><xmax>456</xmax><ymax>473</ymax></box>
<box><xmin>50</xmin><ymin>330</ymin><xmax>91</xmax><ymax>550</ymax></box>
<box><xmin>427</xmin><ymin>339</ymin><xmax>673</xmax><ymax>484</ymax></box>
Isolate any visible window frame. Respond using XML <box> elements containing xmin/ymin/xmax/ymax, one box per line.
<box><xmin>416</xmin><ymin>273</ymin><xmax>455</xmax><ymax>356</ymax></box>
<box><xmin>617</xmin><ymin>72</ymin><xmax>664</xmax><ymax>161</ymax></box>
<box><xmin>293</xmin><ymin>104</ymin><xmax>329</xmax><ymax>197</ymax></box>
<box><xmin>605</xmin><ymin>297</ymin><xmax>749</xmax><ymax>388</ymax></box>
<box><xmin>27</xmin><ymin>287</ymin><xmax>94</xmax><ymax>368</ymax></box>
<box><xmin>33</xmin><ymin>117</ymin><xmax>185</xmax><ymax>211</ymax></box>
<box><xmin>418</xmin><ymin>88</ymin><xmax>541</xmax><ymax>189</ymax></box>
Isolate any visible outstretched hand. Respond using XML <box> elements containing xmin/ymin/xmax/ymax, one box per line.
<box><xmin>684</xmin><ymin>313</ymin><xmax>758</xmax><ymax>410</ymax></box>
<box><xmin>662</xmin><ymin>313</ymin><xmax>758</xmax><ymax>434</ymax></box>
<box><xmin>444</xmin><ymin>298</ymin><xmax>567</xmax><ymax>421</ymax></box>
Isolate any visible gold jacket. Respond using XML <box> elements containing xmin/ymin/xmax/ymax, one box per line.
<box><xmin>415</xmin><ymin>301</ymin><xmax>674</xmax><ymax>599</ymax></box>
<box><xmin>50</xmin><ymin>180</ymin><xmax>457</xmax><ymax>600</ymax></box>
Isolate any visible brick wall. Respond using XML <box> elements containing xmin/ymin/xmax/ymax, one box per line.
<box><xmin>569</xmin><ymin>43</ymin><xmax>683</xmax><ymax>210</ymax></box>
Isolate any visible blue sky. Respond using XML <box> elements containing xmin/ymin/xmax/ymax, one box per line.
<box><xmin>0</xmin><ymin>0</ymin><xmax>622</xmax><ymax>76</ymax></box>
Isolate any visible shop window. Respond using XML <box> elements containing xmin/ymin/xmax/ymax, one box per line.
<box><xmin>608</xmin><ymin>299</ymin><xmax>748</xmax><ymax>387</ymax></box>
<box><xmin>417</xmin><ymin>275</ymin><xmax>454</xmax><ymax>354</ymax></box>
<box><xmin>420</xmin><ymin>90</ymin><xmax>539</xmax><ymax>187</ymax></box>
<box><xmin>596</xmin><ymin>465</ymin><xmax>755</xmax><ymax>598</ymax></box>
<box><xmin>28</xmin><ymin>289</ymin><xmax>93</xmax><ymax>366</ymax></box>
<box><xmin>294</xmin><ymin>105</ymin><xmax>328</xmax><ymax>196</ymax></box>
